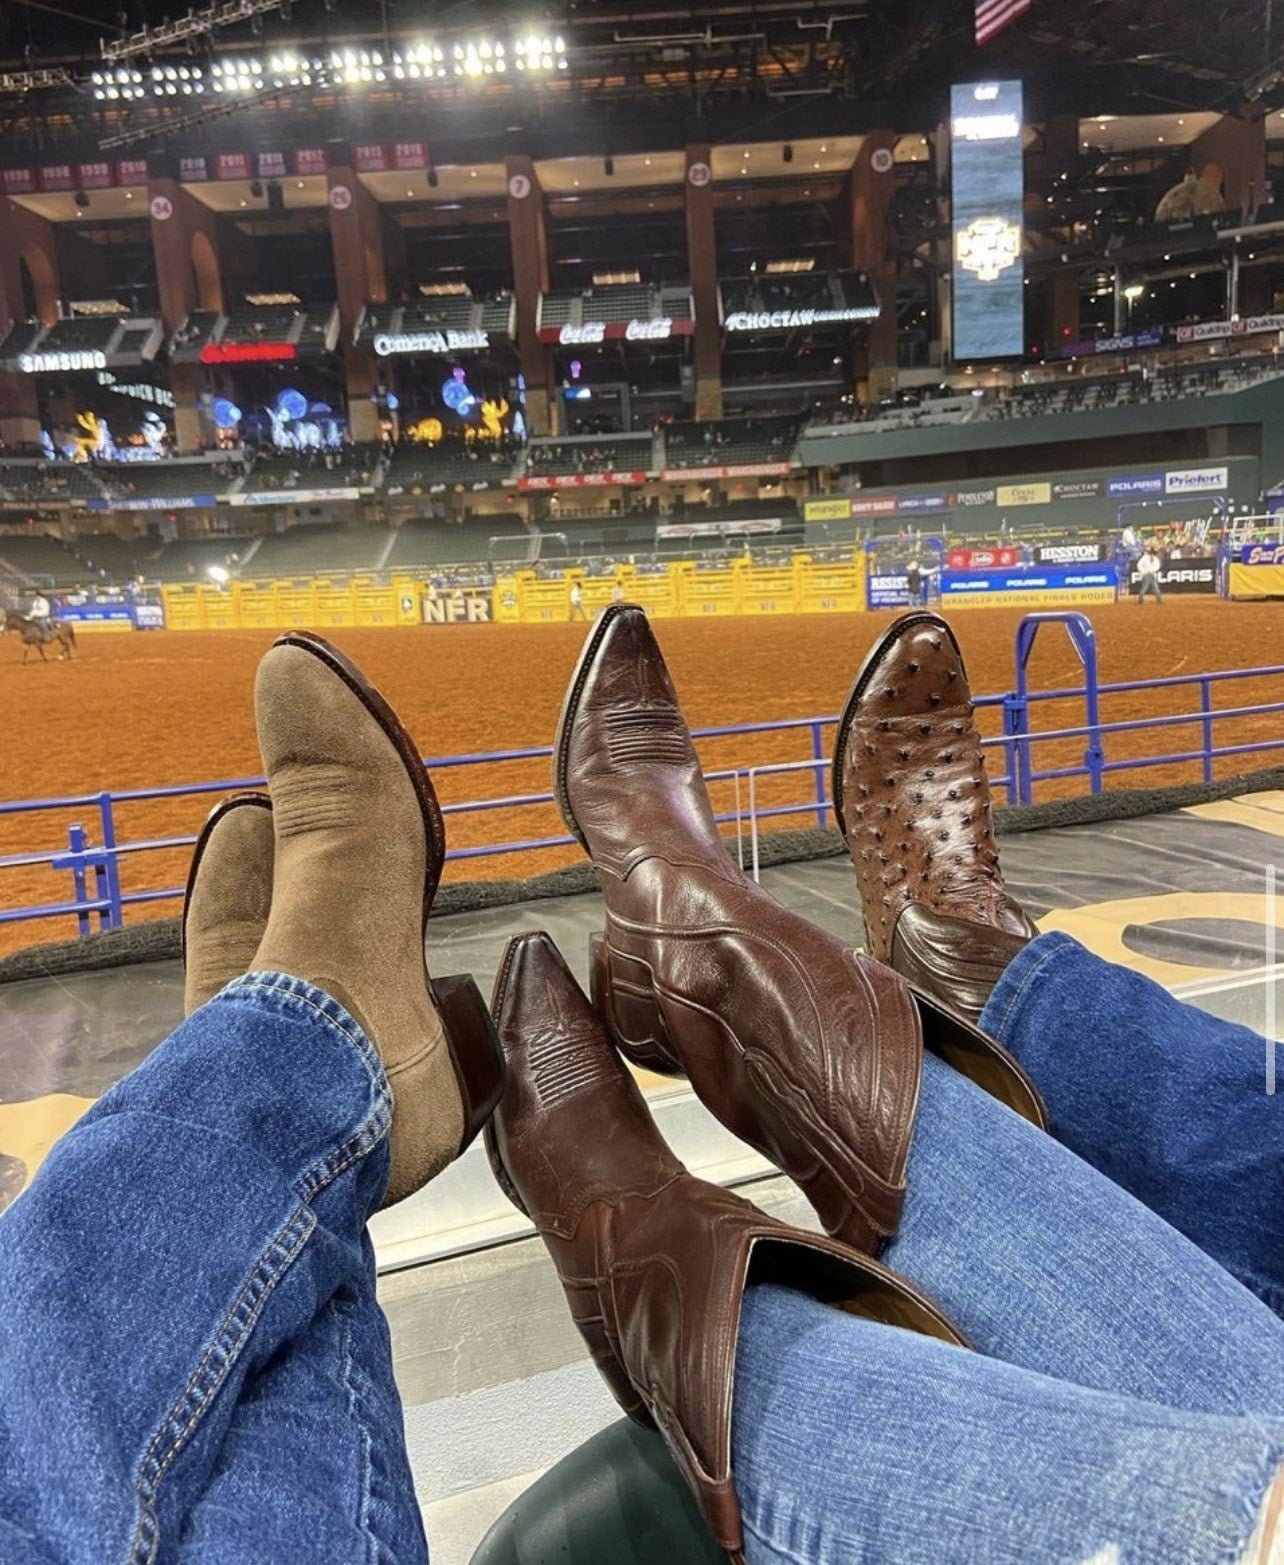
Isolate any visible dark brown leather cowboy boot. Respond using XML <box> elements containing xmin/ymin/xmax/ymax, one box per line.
<box><xmin>833</xmin><ymin>610</ymin><xmax>1040</xmax><ymax>1026</ymax></box>
<box><xmin>556</xmin><ymin>605</ymin><xmax>1043</xmax><ymax>1256</ymax></box>
<box><xmin>252</xmin><ymin>631</ymin><xmax>505</xmax><ymax>1206</ymax></box>
<box><xmin>485</xmin><ymin>930</ymin><xmax>965</xmax><ymax>1564</ymax></box>
<box><xmin>182</xmin><ymin>793</ymin><xmax>274</xmax><ymax>1015</ymax></box>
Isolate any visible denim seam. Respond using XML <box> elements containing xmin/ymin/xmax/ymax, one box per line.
<box><xmin>126</xmin><ymin>1202</ymin><xmax>316</xmax><ymax>1565</ymax></box>
<box><xmin>987</xmin><ymin>934</ymin><xmax>1073</xmax><ymax>1044</ymax></box>
<box><xmin>337</xmin><ymin>1293</ymin><xmax>379</xmax><ymax>1564</ymax></box>
<box><xmin>126</xmin><ymin>974</ymin><xmax>392</xmax><ymax>1565</ymax></box>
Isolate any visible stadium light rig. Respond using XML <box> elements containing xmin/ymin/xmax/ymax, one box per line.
<box><xmin>201</xmin><ymin>35</ymin><xmax>570</xmax><ymax>90</ymax></box>
<box><xmin>100</xmin><ymin>0</ymin><xmax>286</xmax><ymax>63</ymax></box>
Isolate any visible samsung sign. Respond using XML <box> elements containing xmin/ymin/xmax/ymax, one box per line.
<box><xmin>373</xmin><ymin>330</ymin><xmax>490</xmax><ymax>356</ymax></box>
<box><xmin>19</xmin><ymin>349</ymin><xmax>108</xmax><ymax>373</ymax></box>
<box><xmin>724</xmin><ymin>307</ymin><xmax>879</xmax><ymax>332</ymax></box>
<box><xmin>950</xmin><ymin>80</ymin><xmax>1024</xmax><ymax>361</ymax></box>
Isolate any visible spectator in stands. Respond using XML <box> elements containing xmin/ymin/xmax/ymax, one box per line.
<box><xmin>1121</xmin><ymin>522</ymin><xmax>1140</xmax><ymax>558</ymax></box>
<box><xmin>1136</xmin><ymin>542</ymin><xmax>1165</xmax><ymax>605</ymax></box>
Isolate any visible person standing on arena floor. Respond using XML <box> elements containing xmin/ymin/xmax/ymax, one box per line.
<box><xmin>904</xmin><ymin>553</ymin><xmax>924</xmax><ymax>607</ymax></box>
<box><xmin>569</xmin><ymin>579</ymin><xmax>588</xmax><ymax>620</ymax></box>
<box><xmin>1135</xmin><ymin>541</ymin><xmax>1164</xmax><ymax>604</ymax></box>
<box><xmin>3</xmin><ymin>621</ymin><xmax>1284</xmax><ymax>1565</ymax></box>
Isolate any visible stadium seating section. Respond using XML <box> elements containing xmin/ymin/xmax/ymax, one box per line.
<box><xmin>538</xmin><ymin>282</ymin><xmax>690</xmax><ymax>331</ymax></box>
<box><xmin>97</xmin><ymin>461</ymin><xmax>239</xmax><ymax>500</ymax></box>
<box><xmin>37</xmin><ymin>317</ymin><xmax>124</xmax><ymax>354</ymax></box>
<box><xmin>662</xmin><ymin>416</ymin><xmax>799</xmax><ymax>468</ymax></box>
<box><xmin>0</xmin><ymin>532</ymin><xmax>81</xmax><ymax>583</ymax></box>
<box><xmin>384</xmin><ymin>439</ymin><xmax>522</xmax><ymax>491</ymax></box>
<box><xmin>245</xmin><ymin>525</ymin><xmax>387</xmax><ymax>577</ymax></box>
<box><xmin>526</xmin><ymin>437</ymin><xmax>654</xmax><ymax>477</ymax></box>
<box><xmin>0</xmin><ymin>463</ymin><xmax>104</xmax><ymax>502</ymax></box>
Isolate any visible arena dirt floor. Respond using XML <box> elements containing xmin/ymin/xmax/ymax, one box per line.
<box><xmin>3</xmin><ymin>597</ymin><xmax>1284</xmax><ymax>954</ymax></box>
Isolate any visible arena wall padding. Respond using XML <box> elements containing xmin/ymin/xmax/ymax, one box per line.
<box><xmin>4</xmin><ymin>762</ymin><xmax>1284</xmax><ymax>985</ymax></box>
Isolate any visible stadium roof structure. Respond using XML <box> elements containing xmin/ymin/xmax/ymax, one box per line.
<box><xmin>0</xmin><ymin>0</ymin><xmax>1279</xmax><ymax>167</ymax></box>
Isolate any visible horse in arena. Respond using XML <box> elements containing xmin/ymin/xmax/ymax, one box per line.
<box><xmin>3</xmin><ymin>610</ymin><xmax>77</xmax><ymax>664</ymax></box>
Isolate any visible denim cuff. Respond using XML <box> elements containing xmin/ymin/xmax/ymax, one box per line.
<box><xmin>978</xmin><ymin>931</ymin><xmax>1083</xmax><ymax>1050</ymax></box>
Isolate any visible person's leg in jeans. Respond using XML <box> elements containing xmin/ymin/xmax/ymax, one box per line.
<box><xmin>733</xmin><ymin>1283</ymin><xmax>1284</xmax><ymax>1565</ymax></box>
<box><xmin>0</xmin><ymin>633</ymin><xmax>503</xmax><ymax>1563</ymax></box>
<box><xmin>981</xmin><ymin>931</ymin><xmax>1284</xmax><ymax>1311</ymax></box>
<box><xmin>487</xmin><ymin>932</ymin><xmax>1284</xmax><ymax>1565</ymax></box>
<box><xmin>0</xmin><ymin>975</ymin><xmax>426</xmax><ymax>1565</ymax></box>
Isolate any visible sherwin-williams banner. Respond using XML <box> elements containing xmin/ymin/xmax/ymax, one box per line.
<box><xmin>950</xmin><ymin>79</ymin><xmax>1025</xmax><ymax>361</ymax></box>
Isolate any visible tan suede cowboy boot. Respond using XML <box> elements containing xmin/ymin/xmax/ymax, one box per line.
<box><xmin>486</xmin><ymin>929</ymin><xmax>966</xmax><ymax>1564</ymax></box>
<box><xmin>252</xmin><ymin>631</ymin><xmax>504</xmax><ymax>1206</ymax></box>
<box><xmin>182</xmin><ymin>794</ymin><xmax>274</xmax><ymax>1015</ymax></box>
<box><xmin>833</xmin><ymin>610</ymin><xmax>1039</xmax><ymax>1025</ymax></box>
<box><xmin>556</xmin><ymin>605</ymin><xmax>1043</xmax><ymax>1258</ymax></box>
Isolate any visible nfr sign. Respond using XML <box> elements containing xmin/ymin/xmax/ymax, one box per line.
<box><xmin>423</xmin><ymin>590</ymin><xmax>492</xmax><ymax>624</ymax></box>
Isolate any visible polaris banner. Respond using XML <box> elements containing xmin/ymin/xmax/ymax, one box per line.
<box><xmin>1108</xmin><ymin>474</ymin><xmax>1164</xmax><ymax>497</ymax></box>
<box><xmin>1127</xmin><ymin>562</ymin><xmax>1216</xmax><ymax>595</ymax></box>
<box><xmin>950</xmin><ymin>80</ymin><xmax>1025</xmax><ymax>361</ymax></box>
<box><xmin>942</xmin><ymin>565</ymin><xmax>1117</xmax><ymax>596</ymax></box>
<box><xmin>1034</xmin><ymin>542</ymin><xmax>1106</xmax><ymax>565</ymax></box>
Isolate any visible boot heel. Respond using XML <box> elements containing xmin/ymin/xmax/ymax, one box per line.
<box><xmin>590</xmin><ymin>934</ymin><xmax>683</xmax><ymax>1076</ymax></box>
<box><xmin>431</xmin><ymin>973</ymin><xmax>507</xmax><ymax>1153</ymax></box>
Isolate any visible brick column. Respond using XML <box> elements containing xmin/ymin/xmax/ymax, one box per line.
<box><xmin>684</xmin><ymin>145</ymin><xmax>722</xmax><ymax>420</ymax></box>
<box><xmin>148</xmin><ymin>167</ymin><xmax>225</xmax><ymax>451</ymax></box>
<box><xmin>326</xmin><ymin>148</ymin><xmax>389</xmax><ymax>444</ymax></box>
<box><xmin>1189</xmin><ymin>112</ymin><xmax>1267</xmax><ymax>218</ymax></box>
<box><xmin>506</xmin><ymin>154</ymin><xmax>554</xmax><ymax>436</ymax></box>
<box><xmin>0</xmin><ymin>201</ymin><xmax>60</xmax><ymax>444</ymax></box>
<box><xmin>850</xmin><ymin>131</ymin><xmax>898</xmax><ymax>396</ymax></box>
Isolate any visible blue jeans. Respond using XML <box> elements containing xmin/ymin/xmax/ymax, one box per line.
<box><xmin>0</xmin><ymin>973</ymin><xmax>428</xmax><ymax>1565</ymax></box>
<box><xmin>4</xmin><ymin>945</ymin><xmax>1284</xmax><ymax>1563</ymax></box>
<box><xmin>733</xmin><ymin>934</ymin><xmax>1284</xmax><ymax>1564</ymax></box>
<box><xmin>981</xmin><ymin>931</ymin><xmax>1284</xmax><ymax>1313</ymax></box>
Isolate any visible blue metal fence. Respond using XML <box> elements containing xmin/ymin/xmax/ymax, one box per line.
<box><xmin>4</xmin><ymin>613</ymin><xmax>1284</xmax><ymax>940</ymax></box>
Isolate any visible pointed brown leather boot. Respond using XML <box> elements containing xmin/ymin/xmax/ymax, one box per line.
<box><xmin>182</xmin><ymin>793</ymin><xmax>274</xmax><ymax>1016</ymax></box>
<box><xmin>833</xmin><ymin>610</ymin><xmax>1041</xmax><ymax>1027</ymax></box>
<box><xmin>485</xmin><ymin>930</ymin><xmax>966</xmax><ymax>1563</ymax></box>
<box><xmin>252</xmin><ymin>631</ymin><xmax>505</xmax><ymax>1207</ymax></box>
<box><xmin>556</xmin><ymin>605</ymin><xmax>1042</xmax><ymax>1256</ymax></box>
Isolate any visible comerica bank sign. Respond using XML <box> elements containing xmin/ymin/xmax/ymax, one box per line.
<box><xmin>373</xmin><ymin>330</ymin><xmax>491</xmax><ymax>356</ymax></box>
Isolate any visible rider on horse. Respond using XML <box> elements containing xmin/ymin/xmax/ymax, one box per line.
<box><xmin>29</xmin><ymin>592</ymin><xmax>53</xmax><ymax>640</ymax></box>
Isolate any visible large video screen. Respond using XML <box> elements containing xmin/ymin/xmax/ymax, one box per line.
<box><xmin>950</xmin><ymin>80</ymin><xmax>1025</xmax><ymax>361</ymax></box>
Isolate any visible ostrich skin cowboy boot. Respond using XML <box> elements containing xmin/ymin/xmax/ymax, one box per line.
<box><xmin>556</xmin><ymin>605</ymin><xmax>1043</xmax><ymax>1257</ymax></box>
<box><xmin>182</xmin><ymin>793</ymin><xmax>275</xmax><ymax>1015</ymax></box>
<box><xmin>485</xmin><ymin>930</ymin><xmax>966</xmax><ymax>1563</ymax></box>
<box><xmin>833</xmin><ymin>610</ymin><xmax>1041</xmax><ymax>1027</ymax></box>
<box><xmin>252</xmin><ymin>631</ymin><xmax>505</xmax><ymax>1206</ymax></box>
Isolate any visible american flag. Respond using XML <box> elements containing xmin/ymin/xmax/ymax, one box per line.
<box><xmin>975</xmin><ymin>0</ymin><xmax>1031</xmax><ymax>44</ymax></box>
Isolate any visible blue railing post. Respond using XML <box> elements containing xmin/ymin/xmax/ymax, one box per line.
<box><xmin>97</xmin><ymin>792</ymin><xmax>124</xmax><ymax>930</ymax></box>
<box><xmin>67</xmin><ymin>823</ymin><xmax>92</xmax><ymax>941</ymax></box>
<box><xmin>1012</xmin><ymin>612</ymin><xmax>1103</xmax><ymax>801</ymax></box>
<box><xmin>809</xmin><ymin>720</ymin><xmax>828</xmax><ymax>830</ymax></box>
<box><xmin>1001</xmin><ymin>692</ymin><xmax>1029</xmax><ymax>807</ymax></box>
<box><xmin>1200</xmin><ymin>677</ymin><xmax>1214</xmax><ymax>784</ymax></box>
